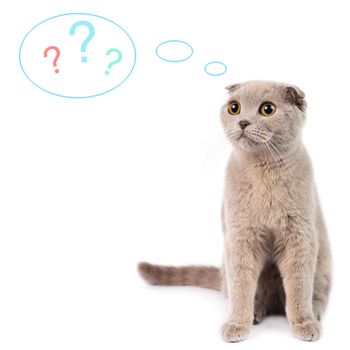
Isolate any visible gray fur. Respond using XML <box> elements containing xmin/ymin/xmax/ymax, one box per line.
<box><xmin>138</xmin><ymin>80</ymin><xmax>331</xmax><ymax>342</ymax></box>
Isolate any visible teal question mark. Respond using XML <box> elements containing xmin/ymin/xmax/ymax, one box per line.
<box><xmin>69</xmin><ymin>21</ymin><xmax>95</xmax><ymax>63</ymax></box>
<box><xmin>105</xmin><ymin>48</ymin><xmax>123</xmax><ymax>75</ymax></box>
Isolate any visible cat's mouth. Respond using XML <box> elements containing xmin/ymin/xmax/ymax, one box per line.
<box><xmin>237</xmin><ymin>131</ymin><xmax>244</xmax><ymax>140</ymax></box>
<box><xmin>237</xmin><ymin>130</ymin><xmax>247</xmax><ymax>140</ymax></box>
<box><xmin>236</xmin><ymin>133</ymin><xmax>257</xmax><ymax>148</ymax></box>
<box><xmin>226</xmin><ymin>127</ymin><xmax>272</xmax><ymax>147</ymax></box>
<box><xmin>237</xmin><ymin>130</ymin><xmax>272</xmax><ymax>145</ymax></box>
<box><xmin>237</xmin><ymin>131</ymin><xmax>256</xmax><ymax>143</ymax></box>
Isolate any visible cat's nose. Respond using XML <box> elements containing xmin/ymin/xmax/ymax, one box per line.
<box><xmin>239</xmin><ymin>120</ymin><xmax>251</xmax><ymax>129</ymax></box>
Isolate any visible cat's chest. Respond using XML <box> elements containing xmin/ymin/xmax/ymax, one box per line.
<box><xmin>235</xmin><ymin>173</ymin><xmax>284</xmax><ymax>208</ymax></box>
<box><xmin>227</xmin><ymin>167</ymin><xmax>292</xmax><ymax>225</ymax></box>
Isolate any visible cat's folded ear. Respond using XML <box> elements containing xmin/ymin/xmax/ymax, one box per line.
<box><xmin>283</xmin><ymin>85</ymin><xmax>306</xmax><ymax>111</ymax></box>
<box><xmin>225</xmin><ymin>83</ymin><xmax>240</xmax><ymax>93</ymax></box>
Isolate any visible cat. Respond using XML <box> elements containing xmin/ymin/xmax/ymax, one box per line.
<box><xmin>138</xmin><ymin>81</ymin><xmax>331</xmax><ymax>342</ymax></box>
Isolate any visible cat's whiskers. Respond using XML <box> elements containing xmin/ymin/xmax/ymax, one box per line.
<box><xmin>199</xmin><ymin>131</ymin><xmax>231</xmax><ymax>172</ymax></box>
<box><xmin>225</xmin><ymin>126</ymin><xmax>242</xmax><ymax>141</ymax></box>
<box><xmin>265</xmin><ymin>140</ymin><xmax>294</xmax><ymax>180</ymax></box>
<box><xmin>246</xmin><ymin>128</ymin><xmax>272</xmax><ymax>143</ymax></box>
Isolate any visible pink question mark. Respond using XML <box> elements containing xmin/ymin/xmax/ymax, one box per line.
<box><xmin>44</xmin><ymin>46</ymin><xmax>61</xmax><ymax>74</ymax></box>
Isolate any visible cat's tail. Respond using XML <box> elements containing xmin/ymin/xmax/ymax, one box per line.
<box><xmin>138</xmin><ymin>262</ymin><xmax>222</xmax><ymax>291</ymax></box>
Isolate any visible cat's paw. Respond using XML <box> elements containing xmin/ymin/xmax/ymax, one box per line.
<box><xmin>253</xmin><ymin>306</ymin><xmax>266</xmax><ymax>325</ymax></box>
<box><xmin>292</xmin><ymin>320</ymin><xmax>321</xmax><ymax>341</ymax></box>
<box><xmin>313</xmin><ymin>301</ymin><xmax>324</xmax><ymax>321</ymax></box>
<box><xmin>313</xmin><ymin>311</ymin><xmax>321</xmax><ymax>322</ymax></box>
<box><xmin>220</xmin><ymin>322</ymin><xmax>250</xmax><ymax>342</ymax></box>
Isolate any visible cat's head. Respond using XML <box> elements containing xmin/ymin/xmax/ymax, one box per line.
<box><xmin>221</xmin><ymin>81</ymin><xmax>306</xmax><ymax>154</ymax></box>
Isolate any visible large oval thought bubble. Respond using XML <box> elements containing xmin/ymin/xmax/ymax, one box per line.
<box><xmin>19</xmin><ymin>13</ymin><xmax>136</xmax><ymax>98</ymax></box>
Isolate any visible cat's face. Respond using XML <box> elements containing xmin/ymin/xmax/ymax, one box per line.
<box><xmin>221</xmin><ymin>81</ymin><xmax>306</xmax><ymax>154</ymax></box>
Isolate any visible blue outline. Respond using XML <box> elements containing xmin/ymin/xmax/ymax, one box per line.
<box><xmin>18</xmin><ymin>13</ymin><xmax>137</xmax><ymax>99</ymax></box>
<box><xmin>204</xmin><ymin>61</ymin><xmax>227</xmax><ymax>76</ymax></box>
<box><xmin>155</xmin><ymin>40</ymin><xmax>193</xmax><ymax>63</ymax></box>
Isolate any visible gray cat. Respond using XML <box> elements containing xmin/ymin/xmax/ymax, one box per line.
<box><xmin>138</xmin><ymin>81</ymin><xmax>331</xmax><ymax>342</ymax></box>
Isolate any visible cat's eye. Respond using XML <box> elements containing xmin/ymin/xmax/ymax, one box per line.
<box><xmin>228</xmin><ymin>101</ymin><xmax>241</xmax><ymax>115</ymax></box>
<box><xmin>259</xmin><ymin>102</ymin><xmax>276</xmax><ymax>116</ymax></box>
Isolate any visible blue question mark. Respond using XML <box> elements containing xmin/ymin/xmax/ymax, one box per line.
<box><xmin>69</xmin><ymin>21</ymin><xmax>95</xmax><ymax>63</ymax></box>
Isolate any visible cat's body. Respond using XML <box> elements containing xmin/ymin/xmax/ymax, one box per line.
<box><xmin>138</xmin><ymin>81</ymin><xmax>331</xmax><ymax>342</ymax></box>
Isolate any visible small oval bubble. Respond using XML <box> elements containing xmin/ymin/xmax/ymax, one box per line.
<box><xmin>156</xmin><ymin>40</ymin><xmax>193</xmax><ymax>63</ymax></box>
<box><xmin>204</xmin><ymin>61</ymin><xmax>227</xmax><ymax>76</ymax></box>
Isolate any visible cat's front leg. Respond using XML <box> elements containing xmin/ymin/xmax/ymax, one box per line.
<box><xmin>276</xmin><ymin>225</ymin><xmax>320</xmax><ymax>341</ymax></box>
<box><xmin>221</xmin><ymin>229</ymin><xmax>264</xmax><ymax>342</ymax></box>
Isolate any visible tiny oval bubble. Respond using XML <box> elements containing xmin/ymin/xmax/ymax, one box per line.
<box><xmin>156</xmin><ymin>40</ymin><xmax>193</xmax><ymax>62</ymax></box>
<box><xmin>204</xmin><ymin>61</ymin><xmax>227</xmax><ymax>76</ymax></box>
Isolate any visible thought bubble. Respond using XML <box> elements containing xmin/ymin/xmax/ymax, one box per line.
<box><xmin>155</xmin><ymin>40</ymin><xmax>193</xmax><ymax>62</ymax></box>
<box><xmin>19</xmin><ymin>13</ymin><xmax>136</xmax><ymax>98</ymax></box>
<box><xmin>204</xmin><ymin>61</ymin><xmax>227</xmax><ymax>76</ymax></box>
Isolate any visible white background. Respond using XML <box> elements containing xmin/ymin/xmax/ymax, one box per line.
<box><xmin>0</xmin><ymin>0</ymin><xmax>349</xmax><ymax>349</ymax></box>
